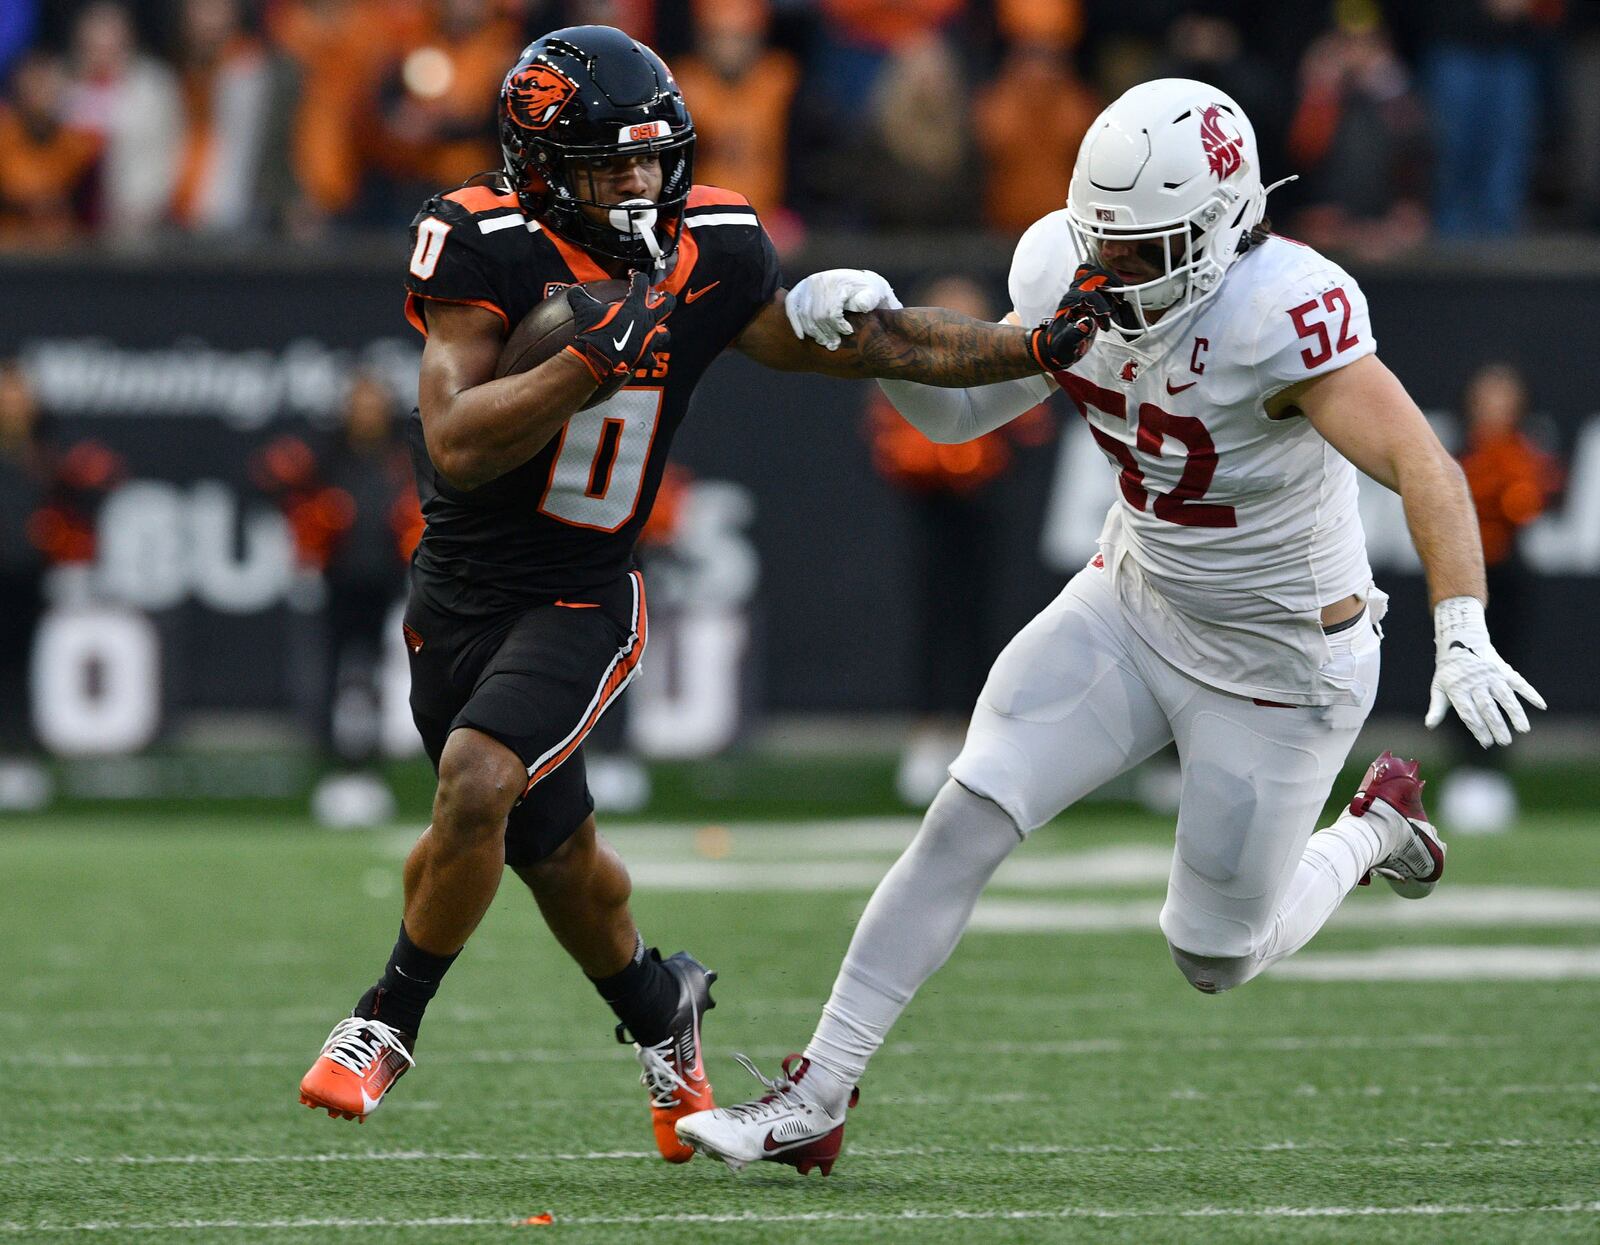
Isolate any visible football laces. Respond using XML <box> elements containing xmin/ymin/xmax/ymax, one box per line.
<box><xmin>717</xmin><ymin>1053</ymin><xmax>802</xmax><ymax>1122</ymax></box>
<box><xmin>320</xmin><ymin>1017</ymin><xmax>414</xmax><ymax>1076</ymax></box>
<box><xmin>637</xmin><ymin>1039</ymin><xmax>691</xmax><ymax>1107</ymax></box>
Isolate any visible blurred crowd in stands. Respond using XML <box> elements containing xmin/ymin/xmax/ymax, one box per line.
<box><xmin>0</xmin><ymin>0</ymin><xmax>1596</xmax><ymax>255</ymax></box>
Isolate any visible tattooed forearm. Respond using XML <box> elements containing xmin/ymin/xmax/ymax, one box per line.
<box><xmin>840</xmin><ymin>308</ymin><xmax>1039</xmax><ymax>386</ymax></box>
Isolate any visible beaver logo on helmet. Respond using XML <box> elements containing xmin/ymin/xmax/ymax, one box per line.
<box><xmin>506</xmin><ymin>63</ymin><xmax>577</xmax><ymax>132</ymax></box>
<box><xmin>1199</xmin><ymin>104</ymin><xmax>1244</xmax><ymax>181</ymax></box>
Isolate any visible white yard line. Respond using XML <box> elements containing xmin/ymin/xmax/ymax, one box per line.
<box><xmin>0</xmin><ymin>1031</ymin><xmax>1508</xmax><ymax>1070</ymax></box>
<box><xmin>1276</xmin><ymin>945</ymin><xmax>1600</xmax><ymax>981</ymax></box>
<box><xmin>971</xmin><ymin>887</ymin><xmax>1600</xmax><ymax>932</ymax></box>
<box><xmin>5</xmin><ymin>1136</ymin><xmax>1593</xmax><ymax>1168</ymax></box>
<box><xmin>4</xmin><ymin>1203</ymin><xmax>1598</xmax><ymax>1232</ymax></box>
<box><xmin>1172</xmin><ymin>1082</ymin><xmax>1600</xmax><ymax>1102</ymax></box>
<box><xmin>379</xmin><ymin>818</ymin><xmax>927</xmax><ymax>861</ymax></box>
<box><xmin>625</xmin><ymin>845</ymin><xmax>1173</xmax><ymax>891</ymax></box>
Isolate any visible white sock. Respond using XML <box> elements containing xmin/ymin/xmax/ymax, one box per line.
<box><xmin>799</xmin><ymin>780</ymin><xmax>1022</xmax><ymax>1113</ymax></box>
<box><xmin>1252</xmin><ymin>803</ymin><xmax>1404</xmax><ymax>971</ymax></box>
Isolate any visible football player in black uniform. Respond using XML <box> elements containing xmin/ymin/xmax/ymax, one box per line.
<box><xmin>299</xmin><ymin>25</ymin><xmax>1105</xmax><ymax>1159</ymax></box>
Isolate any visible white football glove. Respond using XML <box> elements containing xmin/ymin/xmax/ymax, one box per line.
<box><xmin>1424</xmin><ymin>595</ymin><xmax>1546</xmax><ymax>748</ymax></box>
<box><xmin>784</xmin><ymin>269</ymin><xmax>902</xmax><ymax>351</ymax></box>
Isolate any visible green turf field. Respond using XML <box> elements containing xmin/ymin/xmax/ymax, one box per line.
<box><xmin>4</xmin><ymin>807</ymin><xmax>1598</xmax><ymax>1242</ymax></box>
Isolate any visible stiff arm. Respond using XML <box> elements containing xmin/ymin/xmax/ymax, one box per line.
<box><xmin>734</xmin><ymin>291</ymin><xmax>1042</xmax><ymax>387</ymax></box>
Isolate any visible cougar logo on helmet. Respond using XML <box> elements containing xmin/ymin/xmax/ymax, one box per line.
<box><xmin>1199</xmin><ymin>104</ymin><xmax>1243</xmax><ymax>180</ymax></box>
<box><xmin>507</xmin><ymin>64</ymin><xmax>577</xmax><ymax>132</ymax></box>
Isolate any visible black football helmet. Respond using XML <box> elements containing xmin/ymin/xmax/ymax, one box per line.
<box><xmin>499</xmin><ymin>26</ymin><xmax>695</xmax><ymax>268</ymax></box>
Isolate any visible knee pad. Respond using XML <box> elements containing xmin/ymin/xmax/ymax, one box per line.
<box><xmin>1168</xmin><ymin>943</ymin><xmax>1255</xmax><ymax>995</ymax></box>
<box><xmin>914</xmin><ymin>779</ymin><xmax>1024</xmax><ymax>867</ymax></box>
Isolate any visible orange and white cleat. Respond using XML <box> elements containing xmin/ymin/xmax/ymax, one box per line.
<box><xmin>299</xmin><ymin>1016</ymin><xmax>415</xmax><ymax>1122</ymax></box>
<box><xmin>620</xmin><ymin>950</ymin><xmax>717</xmax><ymax>1162</ymax></box>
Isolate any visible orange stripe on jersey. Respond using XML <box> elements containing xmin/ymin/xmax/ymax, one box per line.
<box><xmin>404</xmin><ymin>292</ymin><xmax>509</xmax><ymax>338</ymax></box>
<box><xmin>523</xmin><ymin>572</ymin><xmax>648</xmax><ymax>792</ymax></box>
<box><xmin>443</xmin><ymin>185</ymin><xmax>520</xmax><ymax>214</ymax></box>
<box><xmin>542</xmin><ymin>217</ymin><xmax>700</xmax><ymax>295</ymax></box>
<box><xmin>687</xmin><ymin>185</ymin><xmax>752</xmax><ymax>210</ymax></box>
<box><xmin>656</xmin><ymin>224</ymin><xmax>699</xmax><ymax>296</ymax></box>
<box><xmin>542</xmin><ymin>227</ymin><xmax>612</xmax><ymax>284</ymax></box>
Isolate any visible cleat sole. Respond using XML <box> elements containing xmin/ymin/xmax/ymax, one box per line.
<box><xmin>299</xmin><ymin>1091</ymin><xmax>367</xmax><ymax>1123</ymax></box>
<box><xmin>1378</xmin><ymin>873</ymin><xmax>1436</xmax><ymax>900</ymax></box>
<box><xmin>684</xmin><ymin>1137</ymin><xmax>747</xmax><ymax>1173</ymax></box>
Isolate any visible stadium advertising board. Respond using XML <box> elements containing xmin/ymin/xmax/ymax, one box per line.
<box><xmin>2</xmin><ymin>256</ymin><xmax>1597</xmax><ymax>759</ymax></box>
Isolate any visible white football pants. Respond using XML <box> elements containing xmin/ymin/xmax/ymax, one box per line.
<box><xmin>798</xmin><ymin>559</ymin><xmax>1390</xmax><ymax>1102</ymax></box>
<box><xmin>949</xmin><ymin>557</ymin><xmax>1382</xmax><ymax>959</ymax></box>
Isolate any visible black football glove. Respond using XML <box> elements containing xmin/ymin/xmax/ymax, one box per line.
<box><xmin>1027</xmin><ymin>264</ymin><xmax>1117</xmax><ymax>372</ymax></box>
<box><xmin>564</xmin><ymin>272</ymin><xmax>674</xmax><ymax>384</ymax></box>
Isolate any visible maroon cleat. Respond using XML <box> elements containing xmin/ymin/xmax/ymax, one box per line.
<box><xmin>1349</xmin><ymin>751</ymin><xmax>1446</xmax><ymax>898</ymax></box>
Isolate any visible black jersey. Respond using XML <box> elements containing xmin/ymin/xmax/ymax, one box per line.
<box><xmin>402</xmin><ymin>183</ymin><xmax>782</xmax><ymax>618</ymax></box>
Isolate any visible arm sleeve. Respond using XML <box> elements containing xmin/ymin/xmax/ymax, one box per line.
<box><xmin>877</xmin><ymin>370</ymin><xmax>1053</xmax><ymax>444</ymax></box>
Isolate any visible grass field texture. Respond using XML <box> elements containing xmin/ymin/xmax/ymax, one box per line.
<box><xmin>3</xmin><ymin>807</ymin><xmax>1598</xmax><ymax>1242</ymax></box>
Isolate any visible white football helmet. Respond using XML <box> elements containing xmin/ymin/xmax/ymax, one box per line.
<box><xmin>1067</xmin><ymin>79</ymin><xmax>1270</xmax><ymax>339</ymax></box>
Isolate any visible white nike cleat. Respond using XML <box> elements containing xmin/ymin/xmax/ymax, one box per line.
<box><xmin>1350</xmin><ymin>751</ymin><xmax>1447</xmax><ymax>899</ymax></box>
<box><xmin>674</xmin><ymin>1053</ymin><xmax>858</xmax><ymax>1176</ymax></box>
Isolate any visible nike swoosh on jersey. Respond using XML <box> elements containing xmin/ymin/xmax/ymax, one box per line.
<box><xmin>1166</xmin><ymin>379</ymin><xmax>1198</xmax><ymax>394</ymax></box>
<box><xmin>554</xmin><ymin>599</ymin><xmax>599</xmax><ymax>609</ymax></box>
<box><xmin>684</xmin><ymin>281</ymin><xmax>720</xmax><ymax>303</ymax></box>
<box><xmin>612</xmin><ymin>323</ymin><xmax>634</xmax><ymax>351</ymax></box>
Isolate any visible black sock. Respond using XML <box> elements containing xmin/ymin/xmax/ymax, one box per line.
<box><xmin>590</xmin><ymin>933</ymin><xmax>678</xmax><ymax>1046</ymax></box>
<box><xmin>354</xmin><ymin>922</ymin><xmax>460</xmax><ymax>1041</ymax></box>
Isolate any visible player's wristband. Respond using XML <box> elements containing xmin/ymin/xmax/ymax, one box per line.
<box><xmin>1432</xmin><ymin>595</ymin><xmax>1489</xmax><ymax>656</ymax></box>
<box><xmin>563</xmin><ymin>342</ymin><xmax>615</xmax><ymax>385</ymax></box>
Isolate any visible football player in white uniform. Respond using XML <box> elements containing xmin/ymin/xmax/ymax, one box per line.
<box><xmin>675</xmin><ymin>78</ymin><xmax>1544</xmax><ymax>1175</ymax></box>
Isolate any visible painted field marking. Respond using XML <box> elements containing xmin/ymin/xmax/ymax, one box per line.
<box><xmin>378</xmin><ymin>818</ymin><xmax>925</xmax><ymax>861</ymax></box>
<box><xmin>0</xmin><ymin>1031</ymin><xmax>1510</xmax><ymax>1070</ymax></box>
<box><xmin>382</xmin><ymin>820</ymin><xmax>1176</xmax><ymax>888</ymax></box>
<box><xmin>1276</xmin><ymin>945</ymin><xmax>1600</xmax><ymax>981</ymax></box>
<box><xmin>5</xmin><ymin>1135</ymin><xmax>1593</xmax><ymax>1168</ymax></box>
<box><xmin>970</xmin><ymin>887</ymin><xmax>1600</xmax><ymax>932</ymax></box>
<box><xmin>626</xmin><ymin>845</ymin><xmax>1173</xmax><ymax>892</ymax></box>
<box><xmin>4</xmin><ymin>1202</ymin><xmax>1598</xmax><ymax>1233</ymax></box>
<box><xmin>1172</xmin><ymin>1083</ymin><xmax>1600</xmax><ymax>1102</ymax></box>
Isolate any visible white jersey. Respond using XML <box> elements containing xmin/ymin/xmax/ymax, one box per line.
<box><xmin>1010</xmin><ymin>211</ymin><xmax>1381</xmax><ymax>705</ymax></box>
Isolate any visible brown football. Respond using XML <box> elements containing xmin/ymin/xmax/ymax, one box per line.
<box><xmin>494</xmin><ymin>279</ymin><xmax>630</xmax><ymax>410</ymax></box>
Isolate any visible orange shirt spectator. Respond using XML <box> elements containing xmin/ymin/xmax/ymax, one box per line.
<box><xmin>822</xmin><ymin>0</ymin><xmax>966</xmax><ymax>49</ymax></box>
<box><xmin>974</xmin><ymin>43</ymin><xmax>1099</xmax><ymax>234</ymax></box>
<box><xmin>673</xmin><ymin>0</ymin><xmax>799</xmax><ymax>215</ymax></box>
<box><xmin>268</xmin><ymin>0</ymin><xmax>430</xmax><ymax>217</ymax></box>
<box><xmin>370</xmin><ymin>0</ymin><xmax>522</xmax><ymax>192</ymax></box>
<box><xmin>0</xmin><ymin>54</ymin><xmax>99</xmax><ymax>243</ymax></box>
<box><xmin>1462</xmin><ymin>430</ymin><xmax>1561</xmax><ymax>566</ymax></box>
<box><xmin>997</xmin><ymin>0</ymin><xmax>1082</xmax><ymax>48</ymax></box>
<box><xmin>866</xmin><ymin>276</ymin><xmax>1052</xmax><ymax>494</ymax></box>
<box><xmin>171</xmin><ymin>0</ymin><xmax>276</xmax><ymax>231</ymax></box>
<box><xmin>1458</xmin><ymin>365</ymin><xmax>1562</xmax><ymax>567</ymax></box>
